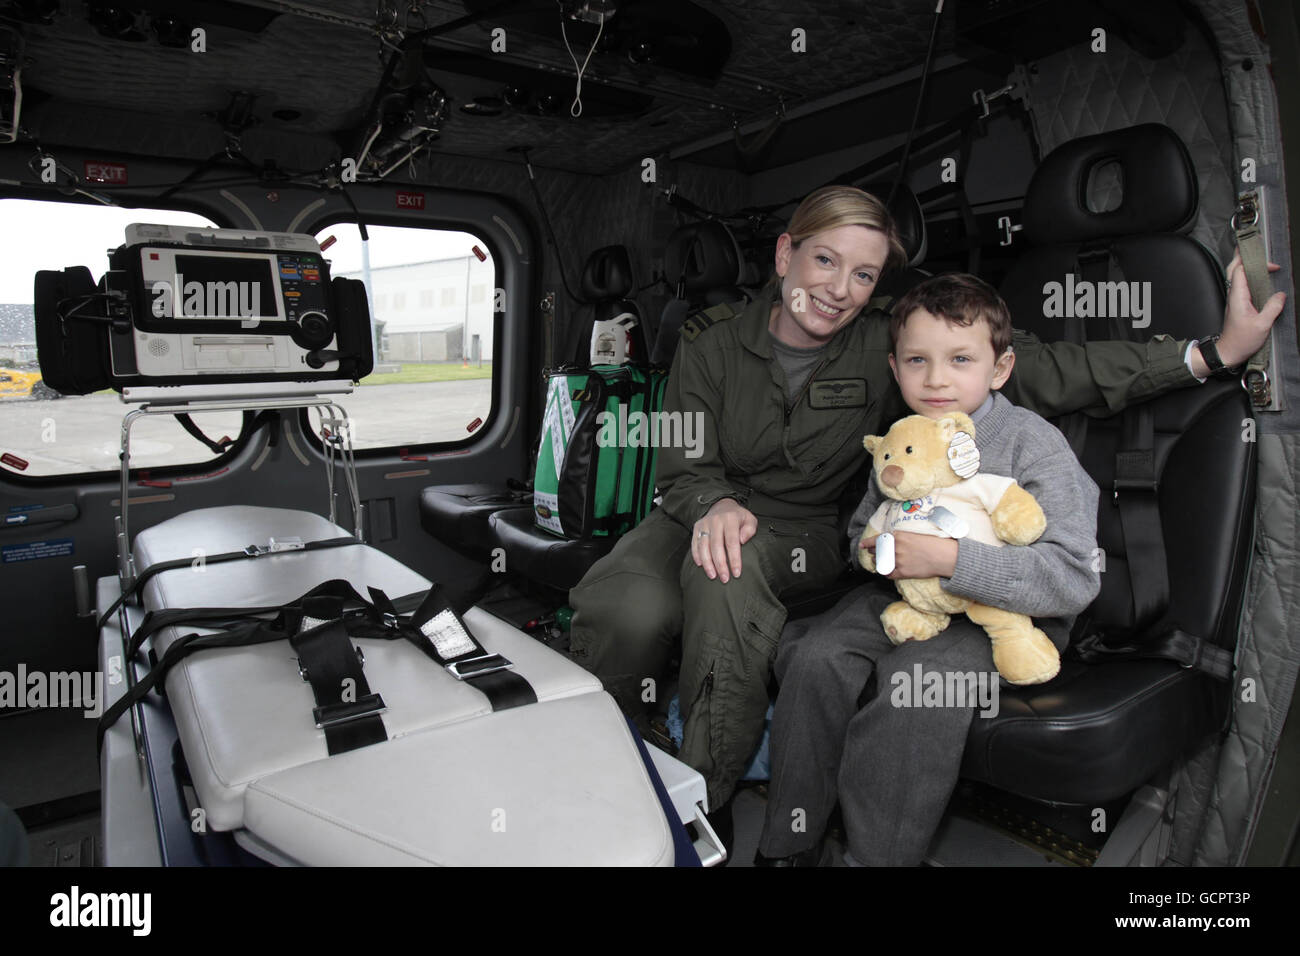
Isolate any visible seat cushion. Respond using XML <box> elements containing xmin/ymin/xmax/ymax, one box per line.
<box><xmin>961</xmin><ymin>659</ymin><xmax>1228</xmax><ymax>805</ymax></box>
<box><xmin>489</xmin><ymin>507</ymin><xmax>617</xmax><ymax>592</ymax></box>
<box><xmin>243</xmin><ymin>692</ymin><xmax>674</xmax><ymax>866</ymax></box>
<box><xmin>419</xmin><ymin>483</ymin><xmax>531</xmax><ymax>561</ymax></box>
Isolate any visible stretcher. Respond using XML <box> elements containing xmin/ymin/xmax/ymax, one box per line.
<box><xmin>98</xmin><ymin>504</ymin><xmax>709</xmax><ymax>866</ymax></box>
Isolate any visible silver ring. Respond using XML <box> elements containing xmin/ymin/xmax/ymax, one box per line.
<box><xmin>698</xmin><ymin>531</ymin><xmax>709</xmax><ymax>539</ymax></box>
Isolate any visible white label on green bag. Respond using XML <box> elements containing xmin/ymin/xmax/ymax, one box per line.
<box><xmin>534</xmin><ymin>489</ymin><xmax>563</xmax><ymax>534</ymax></box>
<box><xmin>544</xmin><ymin>377</ymin><xmax>572</xmax><ymax>478</ymax></box>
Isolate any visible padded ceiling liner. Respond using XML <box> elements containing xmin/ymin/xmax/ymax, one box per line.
<box><xmin>9</xmin><ymin>0</ymin><xmax>954</xmax><ymax>176</ymax></box>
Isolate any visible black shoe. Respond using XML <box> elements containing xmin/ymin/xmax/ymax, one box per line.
<box><xmin>753</xmin><ymin>843</ymin><xmax>825</xmax><ymax>867</ymax></box>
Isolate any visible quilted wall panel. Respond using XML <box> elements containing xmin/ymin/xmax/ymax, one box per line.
<box><xmin>1020</xmin><ymin>27</ymin><xmax>1238</xmax><ymax>266</ymax></box>
<box><xmin>404</xmin><ymin>148</ymin><xmax>750</xmax><ymax>363</ymax></box>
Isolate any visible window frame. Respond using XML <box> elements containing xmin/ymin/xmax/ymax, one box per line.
<box><xmin>297</xmin><ymin>213</ymin><xmax>508</xmax><ymax>460</ymax></box>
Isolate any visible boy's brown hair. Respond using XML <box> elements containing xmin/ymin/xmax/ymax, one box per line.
<box><xmin>889</xmin><ymin>273</ymin><xmax>1013</xmax><ymax>356</ymax></box>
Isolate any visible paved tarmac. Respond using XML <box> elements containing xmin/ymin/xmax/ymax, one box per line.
<box><xmin>0</xmin><ymin>380</ymin><xmax>493</xmax><ymax>476</ymax></box>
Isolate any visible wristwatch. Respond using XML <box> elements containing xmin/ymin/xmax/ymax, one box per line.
<box><xmin>1195</xmin><ymin>334</ymin><xmax>1245</xmax><ymax>381</ymax></box>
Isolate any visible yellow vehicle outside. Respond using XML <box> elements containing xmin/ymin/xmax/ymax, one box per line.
<box><xmin>0</xmin><ymin>367</ymin><xmax>52</xmax><ymax>400</ymax></box>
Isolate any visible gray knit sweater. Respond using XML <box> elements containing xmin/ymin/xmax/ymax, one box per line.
<box><xmin>846</xmin><ymin>392</ymin><xmax>1101</xmax><ymax>637</ymax></box>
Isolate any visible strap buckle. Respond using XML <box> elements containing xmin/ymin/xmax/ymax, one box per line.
<box><xmin>312</xmin><ymin>693</ymin><xmax>386</xmax><ymax>729</ymax></box>
<box><xmin>445</xmin><ymin>653</ymin><xmax>514</xmax><ymax>681</ymax></box>
<box><xmin>1242</xmin><ymin>367</ymin><xmax>1271</xmax><ymax>406</ymax></box>
<box><xmin>298</xmin><ymin>645</ymin><xmax>366</xmax><ymax>681</ymax></box>
<box><xmin>1112</xmin><ymin>476</ymin><xmax>1159</xmax><ymax>502</ymax></box>
<box><xmin>243</xmin><ymin>544</ymin><xmax>270</xmax><ymax>557</ymax></box>
<box><xmin>1232</xmin><ymin>195</ymin><xmax>1259</xmax><ymax>231</ymax></box>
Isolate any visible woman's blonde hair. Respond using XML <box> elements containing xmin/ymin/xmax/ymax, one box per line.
<box><xmin>768</xmin><ymin>185</ymin><xmax>907</xmax><ymax>295</ymax></box>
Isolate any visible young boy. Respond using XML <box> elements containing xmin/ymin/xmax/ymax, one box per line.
<box><xmin>755</xmin><ymin>273</ymin><xmax>1101</xmax><ymax>866</ymax></box>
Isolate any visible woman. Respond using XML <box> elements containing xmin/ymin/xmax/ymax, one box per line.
<box><xmin>567</xmin><ymin>184</ymin><xmax>1284</xmax><ymax>830</ymax></box>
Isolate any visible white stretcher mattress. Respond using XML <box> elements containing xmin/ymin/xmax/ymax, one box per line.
<box><xmin>115</xmin><ymin>505</ymin><xmax>673</xmax><ymax>866</ymax></box>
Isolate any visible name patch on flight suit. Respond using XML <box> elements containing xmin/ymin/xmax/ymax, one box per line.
<box><xmin>807</xmin><ymin>379</ymin><xmax>867</xmax><ymax>409</ymax></box>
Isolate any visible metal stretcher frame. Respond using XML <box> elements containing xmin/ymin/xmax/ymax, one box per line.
<box><xmin>109</xmin><ymin>388</ymin><xmax>364</xmax><ymax>777</ymax></box>
<box><xmin>115</xmin><ymin>390</ymin><xmax>364</xmax><ymax>591</ymax></box>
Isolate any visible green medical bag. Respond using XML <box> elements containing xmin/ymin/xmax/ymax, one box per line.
<box><xmin>533</xmin><ymin>365</ymin><xmax>670</xmax><ymax>539</ymax></box>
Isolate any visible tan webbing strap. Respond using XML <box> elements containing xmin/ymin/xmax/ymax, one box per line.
<box><xmin>1234</xmin><ymin>191</ymin><xmax>1275</xmax><ymax>408</ymax></box>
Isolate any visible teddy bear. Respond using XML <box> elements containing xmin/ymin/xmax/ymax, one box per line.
<box><xmin>858</xmin><ymin>412</ymin><xmax>1061</xmax><ymax>685</ymax></box>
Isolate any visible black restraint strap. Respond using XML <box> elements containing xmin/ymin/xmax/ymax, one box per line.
<box><xmin>1058</xmin><ymin>247</ymin><xmax>1114</xmax><ymax>460</ymax></box>
<box><xmin>174</xmin><ymin>412</ymin><xmax>240</xmax><ymax>454</ymax></box>
<box><xmin>98</xmin><ymin>618</ymin><xmax>281</xmax><ymax>750</ymax></box>
<box><xmin>124</xmin><ymin>590</ymin><xmax>427</xmax><ymax>658</ymax></box>
<box><xmin>1103</xmin><ymin>246</ymin><xmax>1168</xmax><ymax>634</ymax></box>
<box><xmin>99</xmin><ymin>580</ymin><xmax>382</xmax><ymax>750</ymax></box>
<box><xmin>290</xmin><ymin>598</ymin><xmax>388</xmax><ymax>756</ymax></box>
<box><xmin>379</xmin><ymin>584</ymin><xmax>538</xmax><ymax>712</ymax></box>
<box><xmin>1070</xmin><ymin>629</ymin><xmax>1233</xmax><ymax>681</ymax></box>
<box><xmin>1113</xmin><ymin>403</ymin><xmax>1167</xmax><ymax>633</ymax></box>
<box><xmin>96</xmin><ymin>536</ymin><xmax>359</xmax><ymax>630</ymax></box>
<box><xmin>99</xmin><ymin>579</ymin><xmax>536</xmax><ymax>752</ymax></box>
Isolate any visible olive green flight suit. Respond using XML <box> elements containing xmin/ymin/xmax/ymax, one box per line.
<box><xmin>568</xmin><ymin>294</ymin><xmax>1199</xmax><ymax>809</ymax></box>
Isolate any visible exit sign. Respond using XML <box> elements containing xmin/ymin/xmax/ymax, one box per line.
<box><xmin>396</xmin><ymin>190</ymin><xmax>425</xmax><ymax>210</ymax></box>
<box><xmin>84</xmin><ymin>161</ymin><xmax>128</xmax><ymax>184</ymax></box>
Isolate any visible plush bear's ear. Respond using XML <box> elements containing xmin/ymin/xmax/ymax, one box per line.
<box><xmin>937</xmin><ymin>412</ymin><xmax>976</xmax><ymax>444</ymax></box>
<box><xmin>863</xmin><ymin>435</ymin><xmax>882</xmax><ymax>456</ymax></box>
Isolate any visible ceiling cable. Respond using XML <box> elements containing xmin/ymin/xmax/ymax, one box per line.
<box><xmin>559</xmin><ymin>4</ymin><xmax>606</xmax><ymax>118</ymax></box>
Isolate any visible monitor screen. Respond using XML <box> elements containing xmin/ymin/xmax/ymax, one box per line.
<box><xmin>168</xmin><ymin>253</ymin><xmax>279</xmax><ymax>319</ymax></box>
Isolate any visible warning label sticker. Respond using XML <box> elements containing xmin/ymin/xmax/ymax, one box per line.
<box><xmin>2</xmin><ymin>538</ymin><xmax>75</xmax><ymax>564</ymax></box>
<box><xmin>420</xmin><ymin>609</ymin><xmax>478</xmax><ymax>660</ymax></box>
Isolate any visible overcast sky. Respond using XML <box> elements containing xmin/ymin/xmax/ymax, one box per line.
<box><xmin>0</xmin><ymin>199</ymin><xmax>489</xmax><ymax>303</ymax></box>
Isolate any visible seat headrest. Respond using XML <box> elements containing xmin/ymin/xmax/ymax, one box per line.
<box><xmin>1024</xmin><ymin>124</ymin><xmax>1199</xmax><ymax>245</ymax></box>
<box><xmin>863</xmin><ymin>182</ymin><xmax>927</xmax><ymax>268</ymax></box>
<box><xmin>663</xmin><ymin>220</ymin><xmax>744</xmax><ymax>295</ymax></box>
<box><xmin>580</xmin><ymin>245</ymin><xmax>634</xmax><ymax>301</ymax></box>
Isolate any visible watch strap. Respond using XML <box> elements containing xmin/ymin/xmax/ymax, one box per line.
<box><xmin>1197</xmin><ymin>334</ymin><xmax>1242</xmax><ymax>380</ymax></box>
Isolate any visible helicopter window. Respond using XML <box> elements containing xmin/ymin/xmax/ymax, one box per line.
<box><xmin>304</xmin><ymin>223</ymin><xmax>496</xmax><ymax>453</ymax></box>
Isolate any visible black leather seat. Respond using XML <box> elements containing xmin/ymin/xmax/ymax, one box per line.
<box><xmin>564</xmin><ymin>244</ymin><xmax>648</xmax><ymax>366</ymax></box>
<box><xmin>418</xmin><ymin>483</ymin><xmax>530</xmax><ymax>563</ymax></box>
<box><xmin>418</xmin><ymin>245</ymin><xmax>642</xmax><ymax>567</ymax></box>
<box><xmin>649</xmin><ymin>219</ymin><xmax>752</xmax><ymax>366</ymax></box>
<box><xmin>864</xmin><ymin>181</ymin><xmax>929</xmax><ymax>301</ymax></box>
<box><xmin>961</xmin><ymin>123</ymin><xmax>1255</xmax><ymax>806</ymax></box>
<box><xmin>486</xmin><ymin>508</ymin><xmax>618</xmax><ymax>592</ymax></box>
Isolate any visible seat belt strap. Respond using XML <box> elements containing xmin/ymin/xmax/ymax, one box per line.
<box><xmin>1113</xmin><ymin>404</ymin><xmax>1167</xmax><ymax>632</ymax></box>
<box><xmin>290</xmin><ymin>603</ymin><xmax>388</xmax><ymax>756</ymax></box>
<box><xmin>1234</xmin><ymin>190</ymin><xmax>1277</xmax><ymax>409</ymax></box>
<box><xmin>1098</xmin><ymin>242</ymin><xmax>1170</xmax><ymax>634</ymax></box>
<box><xmin>98</xmin><ymin>617</ymin><xmax>284</xmax><ymax>750</ymax></box>
<box><xmin>389</xmin><ymin>584</ymin><xmax>538</xmax><ymax>712</ymax></box>
<box><xmin>1070</xmin><ymin>629</ymin><xmax>1233</xmax><ymax>681</ymax></box>
<box><xmin>96</xmin><ymin>535</ymin><xmax>358</xmax><ymax>629</ymax></box>
<box><xmin>1058</xmin><ymin>246</ymin><xmax>1113</xmax><ymax>459</ymax></box>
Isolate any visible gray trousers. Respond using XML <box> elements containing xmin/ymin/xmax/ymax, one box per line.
<box><xmin>758</xmin><ymin>582</ymin><xmax>1002</xmax><ymax>866</ymax></box>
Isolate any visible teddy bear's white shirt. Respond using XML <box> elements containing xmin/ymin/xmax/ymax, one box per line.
<box><xmin>868</xmin><ymin>473</ymin><xmax>1018</xmax><ymax>547</ymax></box>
